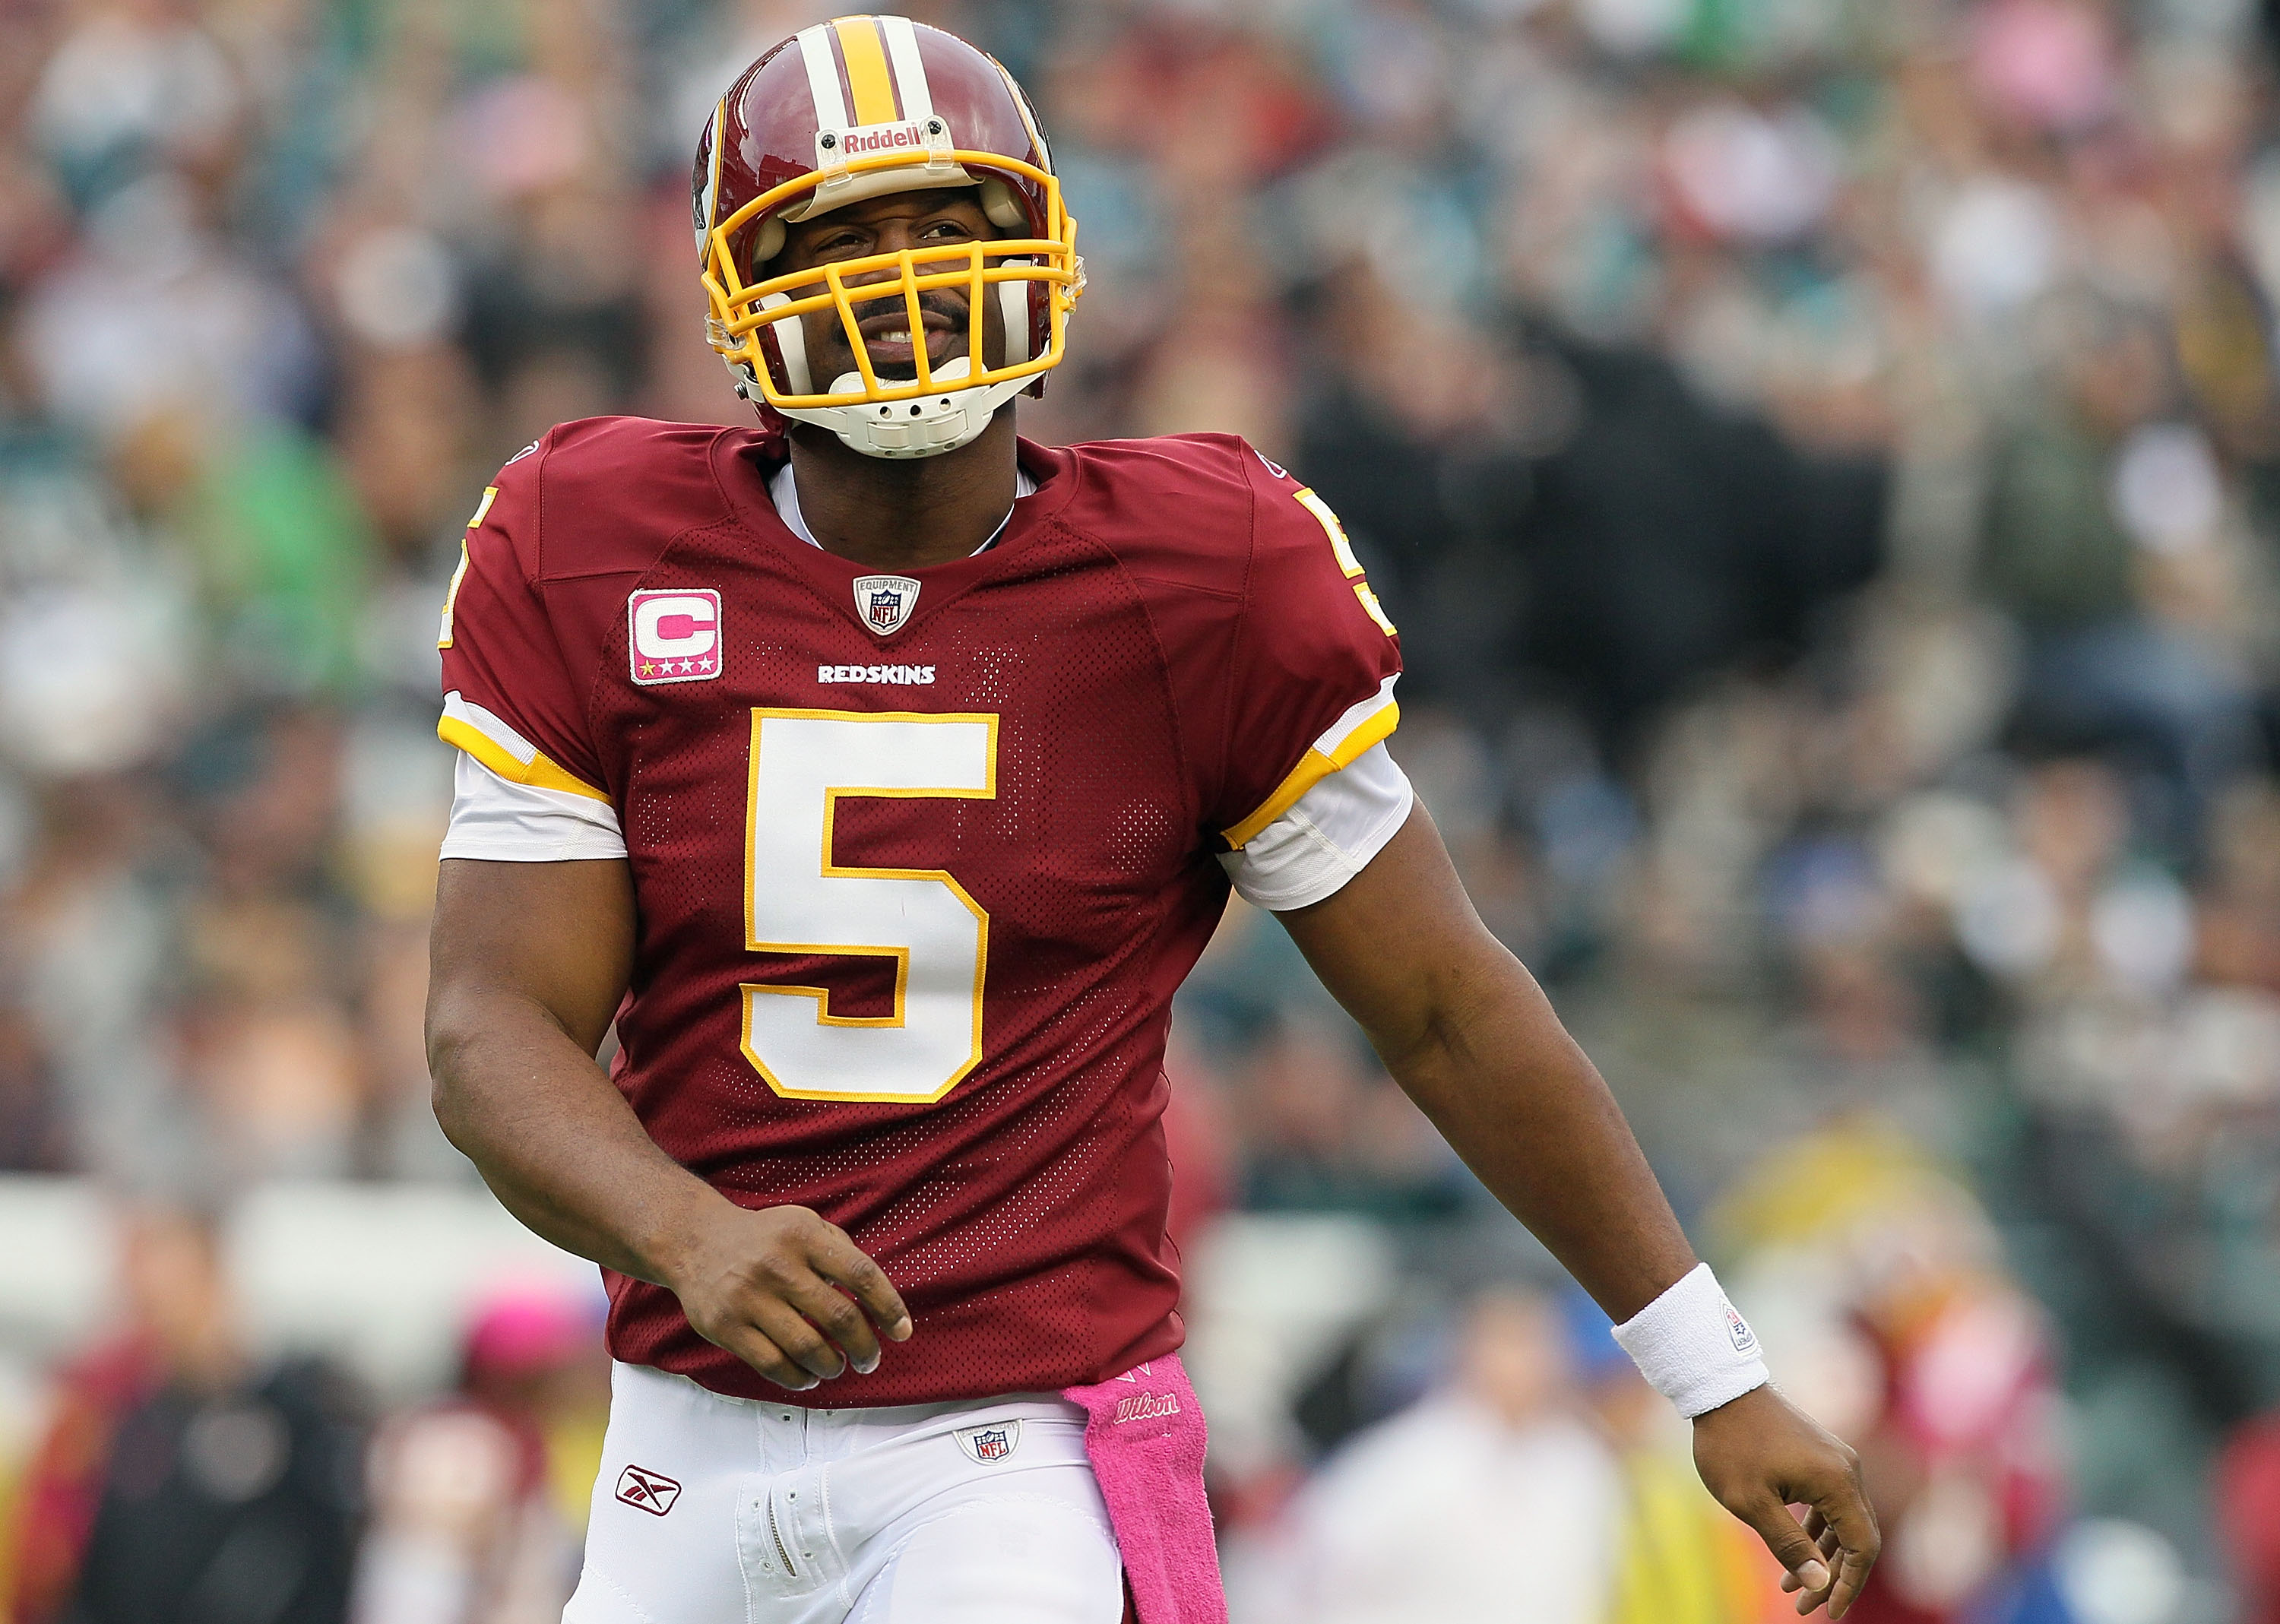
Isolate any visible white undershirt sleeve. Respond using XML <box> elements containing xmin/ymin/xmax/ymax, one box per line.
<box><xmin>1218</xmin><ymin>742</ymin><xmax>1416</xmax><ymax>911</ymax></box>
<box><xmin>439</xmin><ymin>750</ymin><xmax>628</xmax><ymax>862</ymax></box>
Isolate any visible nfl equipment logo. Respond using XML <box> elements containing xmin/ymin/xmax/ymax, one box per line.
<box><xmin>615</xmin><ymin>1464</ymin><xmax>682</xmax><ymax>1516</ymax></box>
<box><xmin>851</xmin><ymin>574</ymin><xmax>920</xmax><ymax>637</ymax></box>
<box><xmin>955</xmin><ymin>1420</ymin><xmax>1021</xmax><ymax>1464</ymax></box>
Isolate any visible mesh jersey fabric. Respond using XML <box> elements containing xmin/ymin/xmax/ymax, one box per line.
<box><xmin>435</xmin><ymin>416</ymin><xmax>1403</xmax><ymax>1404</ymax></box>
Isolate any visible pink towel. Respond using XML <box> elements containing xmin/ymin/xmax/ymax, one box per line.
<box><xmin>1062</xmin><ymin>1353</ymin><xmax>1227</xmax><ymax>1624</ymax></box>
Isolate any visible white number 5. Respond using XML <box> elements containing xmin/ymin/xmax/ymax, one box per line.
<box><xmin>741</xmin><ymin>709</ymin><xmax>997</xmax><ymax>1103</ymax></box>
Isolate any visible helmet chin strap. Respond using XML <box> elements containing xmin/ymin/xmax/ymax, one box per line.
<box><xmin>730</xmin><ymin>350</ymin><xmax>1029</xmax><ymax>459</ymax></box>
<box><xmin>787</xmin><ymin>356</ymin><xmax>1030</xmax><ymax>457</ymax></box>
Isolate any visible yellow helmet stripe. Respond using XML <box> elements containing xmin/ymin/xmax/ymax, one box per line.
<box><xmin>833</xmin><ymin>16</ymin><xmax>898</xmax><ymax>125</ymax></box>
<box><xmin>879</xmin><ymin>14</ymin><xmax>934</xmax><ymax>122</ymax></box>
<box><xmin>795</xmin><ymin>24</ymin><xmax>850</xmax><ymax>129</ymax></box>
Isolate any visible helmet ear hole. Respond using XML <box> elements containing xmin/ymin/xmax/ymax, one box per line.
<box><xmin>749</xmin><ymin>217</ymin><xmax>785</xmax><ymax>273</ymax></box>
<box><xmin>979</xmin><ymin>178</ymin><xmax>1026</xmax><ymax>232</ymax></box>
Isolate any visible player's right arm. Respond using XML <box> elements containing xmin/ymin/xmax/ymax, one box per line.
<box><xmin>426</xmin><ymin>859</ymin><xmax>909</xmax><ymax>1390</ymax></box>
<box><xmin>424</xmin><ymin>439</ymin><xmax>907</xmax><ymax>1393</ymax></box>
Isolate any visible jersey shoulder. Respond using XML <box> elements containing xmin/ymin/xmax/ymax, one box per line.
<box><xmin>1049</xmin><ymin>431</ymin><xmax>1368</xmax><ymax>614</ymax></box>
<box><xmin>1038</xmin><ymin>432</ymin><xmax>1401</xmax><ymax>836</ymax></box>
<box><xmin>497</xmin><ymin>416</ymin><xmax>748</xmax><ymax>582</ymax></box>
<box><xmin>1050</xmin><ymin>432</ymin><xmax>1284</xmax><ymax>595</ymax></box>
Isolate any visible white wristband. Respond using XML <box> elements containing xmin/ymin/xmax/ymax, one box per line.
<box><xmin>1611</xmin><ymin>1262</ymin><xmax>1770</xmax><ymax>1418</ymax></box>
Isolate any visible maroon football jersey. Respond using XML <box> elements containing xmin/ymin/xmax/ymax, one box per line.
<box><xmin>438</xmin><ymin>417</ymin><xmax>1402</xmax><ymax>1404</ymax></box>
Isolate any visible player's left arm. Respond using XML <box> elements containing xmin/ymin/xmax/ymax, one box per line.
<box><xmin>1277</xmin><ymin>799</ymin><xmax>1880</xmax><ymax>1619</ymax></box>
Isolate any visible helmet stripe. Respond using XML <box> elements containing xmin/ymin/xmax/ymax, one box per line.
<box><xmin>795</xmin><ymin>24</ymin><xmax>850</xmax><ymax>129</ymax></box>
<box><xmin>705</xmin><ymin>98</ymin><xmax>725</xmax><ymax>223</ymax></box>
<box><xmin>879</xmin><ymin>15</ymin><xmax>934</xmax><ymax>123</ymax></box>
<box><xmin>993</xmin><ymin>58</ymin><xmax>1050</xmax><ymax>169</ymax></box>
<box><xmin>833</xmin><ymin>16</ymin><xmax>898</xmax><ymax>125</ymax></box>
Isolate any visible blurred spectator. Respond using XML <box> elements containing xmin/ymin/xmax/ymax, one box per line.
<box><xmin>8</xmin><ymin>1198</ymin><xmax>363</xmax><ymax>1624</ymax></box>
<box><xmin>350</xmin><ymin>1281</ymin><xmax>606</xmax><ymax>1624</ymax></box>
<box><xmin>1713</xmin><ymin>1123</ymin><xmax>2071</xmax><ymax>1624</ymax></box>
<box><xmin>1570</xmin><ymin>1292</ymin><xmax>1779</xmax><ymax>1624</ymax></box>
<box><xmin>2219</xmin><ymin>1411</ymin><xmax>2280</xmax><ymax>1624</ymax></box>
<box><xmin>1246</xmin><ymin>1284</ymin><xmax>1620</xmax><ymax>1622</ymax></box>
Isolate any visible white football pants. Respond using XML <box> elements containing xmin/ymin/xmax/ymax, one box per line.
<box><xmin>565</xmin><ymin>1361</ymin><xmax>1126</xmax><ymax>1624</ymax></box>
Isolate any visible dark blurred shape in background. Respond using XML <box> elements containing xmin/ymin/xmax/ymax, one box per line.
<box><xmin>11</xmin><ymin>1199</ymin><xmax>361</xmax><ymax>1624</ymax></box>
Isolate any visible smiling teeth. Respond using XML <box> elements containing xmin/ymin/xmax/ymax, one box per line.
<box><xmin>879</xmin><ymin>330</ymin><xmax>911</xmax><ymax>343</ymax></box>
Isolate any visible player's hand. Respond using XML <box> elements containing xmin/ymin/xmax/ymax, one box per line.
<box><xmin>664</xmin><ymin>1204</ymin><xmax>913</xmax><ymax>1391</ymax></box>
<box><xmin>1692</xmin><ymin>1385</ymin><xmax>1879</xmax><ymax>1618</ymax></box>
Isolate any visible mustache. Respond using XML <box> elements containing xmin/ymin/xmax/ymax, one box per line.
<box><xmin>839</xmin><ymin>288</ymin><xmax>967</xmax><ymax>328</ymax></box>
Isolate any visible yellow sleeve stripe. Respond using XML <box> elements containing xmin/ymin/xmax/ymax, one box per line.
<box><xmin>439</xmin><ymin>716</ymin><xmax>612</xmax><ymax>803</ymax></box>
<box><xmin>1222</xmin><ymin>679</ymin><xmax>1401</xmax><ymax>849</ymax></box>
<box><xmin>437</xmin><ymin>691</ymin><xmax>610</xmax><ymax>804</ymax></box>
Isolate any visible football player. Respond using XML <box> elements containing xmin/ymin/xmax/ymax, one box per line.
<box><xmin>424</xmin><ymin>17</ymin><xmax>1878</xmax><ymax>1623</ymax></box>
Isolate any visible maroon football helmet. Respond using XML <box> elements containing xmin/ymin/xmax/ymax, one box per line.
<box><xmin>694</xmin><ymin>16</ymin><xmax>1081</xmax><ymax>457</ymax></box>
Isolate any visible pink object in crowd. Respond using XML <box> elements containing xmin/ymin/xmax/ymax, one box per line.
<box><xmin>463</xmin><ymin>1282</ymin><xmax>595</xmax><ymax>1379</ymax></box>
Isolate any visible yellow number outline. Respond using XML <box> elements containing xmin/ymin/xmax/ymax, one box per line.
<box><xmin>1294</xmin><ymin>487</ymin><xmax>1397</xmax><ymax>636</ymax></box>
<box><xmin>435</xmin><ymin>486</ymin><xmax>499</xmax><ymax>650</ymax></box>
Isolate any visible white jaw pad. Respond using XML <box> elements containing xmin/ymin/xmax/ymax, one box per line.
<box><xmin>997</xmin><ymin>259</ymin><xmax>1032</xmax><ymax>365</ymax></box>
<box><xmin>761</xmin><ymin>292</ymin><xmax>812</xmax><ymax>394</ymax></box>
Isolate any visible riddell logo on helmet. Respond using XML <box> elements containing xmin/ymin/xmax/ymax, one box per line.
<box><xmin>825</xmin><ymin>122</ymin><xmax>935</xmax><ymax>157</ymax></box>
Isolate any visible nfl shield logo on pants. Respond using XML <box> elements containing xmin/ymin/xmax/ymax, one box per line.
<box><xmin>851</xmin><ymin>574</ymin><xmax>920</xmax><ymax>637</ymax></box>
<box><xmin>955</xmin><ymin>1420</ymin><xmax>1020</xmax><ymax>1464</ymax></box>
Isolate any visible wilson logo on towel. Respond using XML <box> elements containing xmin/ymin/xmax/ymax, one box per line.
<box><xmin>1113</xmin><ymin>1391</ymin><xmax>1180</xmax><ymax>1426</ymax></box>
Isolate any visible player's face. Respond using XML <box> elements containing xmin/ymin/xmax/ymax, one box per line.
<box><xmin>771</xmin><ymin>190</ymin><xmax>1012</xmax><ymax>383</ymax></box>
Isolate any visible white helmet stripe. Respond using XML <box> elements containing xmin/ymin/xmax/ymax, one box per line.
<box><xmin>795</xmin><ymin>24</ymin><xmax>850</xmax><ymax>130</ymax></box>
<box><xmin>993</xmin><ymin>59</ymin><xmax>1049</xmax><ymax>169</ymax></box>
<box><xmin>700</xmin><ymin>98</ymin><xmax>725</xmax><ymax>236</ymax></box>
<box><xmin>879</xmin><ymin>15</ymin><xmax>933</xmax><ymax>123</ymax></box>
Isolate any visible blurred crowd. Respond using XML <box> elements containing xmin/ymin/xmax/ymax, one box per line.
<box><xmin>4</xmin><ymin>0</ymin><xmax>2280</xmax><ymax>1618</ymax></box>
